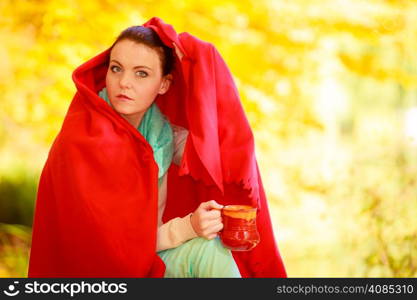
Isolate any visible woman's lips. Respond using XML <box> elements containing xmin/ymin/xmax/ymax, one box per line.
<box><xmin>116</xmin><ymin>94</ymin><xmax>133</xmax><ymax>101</ymax></box>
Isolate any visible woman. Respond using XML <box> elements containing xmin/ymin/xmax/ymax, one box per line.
<box><xmin>28</xmin><ymin>17</ymin><xmax>287</xmax><ymax>278</ymax></box>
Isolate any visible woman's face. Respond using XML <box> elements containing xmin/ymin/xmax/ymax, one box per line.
<box><xmin>105</xmin><ymin>39</ymin><xmax>171</xmax><ymax>127</ymax></box>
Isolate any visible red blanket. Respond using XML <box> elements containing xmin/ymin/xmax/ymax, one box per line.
<box><xmin>28</xmin><ymin>17</ymin><xmax>287</xmax><ymax>278</ymax></box>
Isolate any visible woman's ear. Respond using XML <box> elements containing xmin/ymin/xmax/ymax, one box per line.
<box><xmin>158</xmin><ymin>74</ymin><xmax>173</xmax><ymax>95</ymax></box>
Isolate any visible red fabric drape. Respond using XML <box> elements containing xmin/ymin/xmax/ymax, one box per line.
<box><xmin>28</xmin><ymin>17</ymin><xmax>287</xmax><ymax>278</ymax></box>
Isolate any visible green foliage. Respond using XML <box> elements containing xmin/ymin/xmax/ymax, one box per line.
<box><xmin>0</xmin><ymin>223</ymin><xmax>31</xmax><ymax>277</ymax></box>
<box><xmin>0</xmin><ymin>168</ymin><xmax>37</xmax><ymax>227</ymax></box>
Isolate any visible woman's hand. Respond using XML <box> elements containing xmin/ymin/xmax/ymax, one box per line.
<box><xmin>190</xmin><ymin>200</ymin><xmax>224</xmax><ymax>240</ymax></box>
<box><xmin>173</xmin><ymin>43</ymin><xmax>184</xmax><ymax>60</ymax></box>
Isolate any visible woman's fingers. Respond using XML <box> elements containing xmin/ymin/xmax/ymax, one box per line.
<box><xmin>205</xmin><ymin>223</ymin><xmax>224</xmax><ymax>240</ymax></box>
<box><xmin>205</xmin><ymin>209</ymin><xmax>221</xmax><ymax>220</ymax></box>
<box><xmin>206</xmin><ymin>233</ymin><xmax>218</xmax><ymax>240</ymax></box>
<box><xmin>200</xmin><ymin>200</ymin><xmax>224</xmax><ymax>211</ymax></box>
<box><xmin>211</xmin><ymin>222</ymin><xmax>224</xmax><ymax>233</ymax></box>
<box><xmin>200</xmin><ymin>220</ymin><xmax>224</xmax><ymax>239</ymax></box>
<box><xmin>201</xmin><ymin>219</ymin><xmax>223</xmax><ymax>230</ymax></box>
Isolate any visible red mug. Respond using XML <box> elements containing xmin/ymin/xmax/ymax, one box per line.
<box><xmin>218</xmin><ymin>205</ymin><xmax>260</xmax><ymax>251</ymax></box>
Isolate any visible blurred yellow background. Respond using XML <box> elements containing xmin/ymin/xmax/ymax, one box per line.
<box><xmin>1</xmin><ymin>0</ymin><xmax>416</xmax><ymax>277</ymax></box>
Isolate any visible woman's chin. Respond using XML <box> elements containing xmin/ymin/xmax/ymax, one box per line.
<box><xmin>112</xmin><ymin>104</ymin><xmax>140</xmax><ymax>116</ymax></box>
<box><xmin>114</xmin><ymin>107</ymin><xmax>133</xmax><ymax>115</ymax></box>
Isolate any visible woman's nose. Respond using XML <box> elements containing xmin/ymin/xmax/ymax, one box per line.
<box><xmin>119</xmin><ymin>74</ymin><xmax>132</xmax><ymax>89</ymax></box>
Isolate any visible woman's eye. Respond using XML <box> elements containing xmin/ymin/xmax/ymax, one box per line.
<box><xmin>136</xmin><ymin>71</ymin><xmax>148</xmax><ymax>78</ymax></box>
<box><xmin>110</xmin><ymin>65</ymin><xmax>121</xmax><ymax>72</ymax></box>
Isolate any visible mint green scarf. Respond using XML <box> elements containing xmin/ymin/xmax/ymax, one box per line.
<box><xmin>98</xmin><ymin>88</ymin><xmax>173</xmax><ymax>186</ymax></box>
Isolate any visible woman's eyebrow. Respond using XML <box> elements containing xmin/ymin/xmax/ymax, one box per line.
<box><xmin>110</xmin><ymin>59</ymin><xmax>152</xmax><ymax>70</ymax></box>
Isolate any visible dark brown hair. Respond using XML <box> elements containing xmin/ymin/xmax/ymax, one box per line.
<box><xmin>111</xmin><ymin>26</ymin><xmax>175</xmax><ymax>76</ymax></box>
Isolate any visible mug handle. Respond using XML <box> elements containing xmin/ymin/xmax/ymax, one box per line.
<box><xmin>212</xmin><ymin>207</ymin><xmax>224</xmax><ymax>237</ymax></box>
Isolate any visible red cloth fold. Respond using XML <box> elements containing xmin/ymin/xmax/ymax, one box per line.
<box><xmin>28</xmin><ymin>17</ymin><xmax>287</xmax><ymax>278</ymax></box>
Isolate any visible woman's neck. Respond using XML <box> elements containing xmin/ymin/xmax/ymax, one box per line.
<box><xmin>120</xmin><ymin>111</ymin><xmax>145</xmax><ymax>128</ymax></box>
